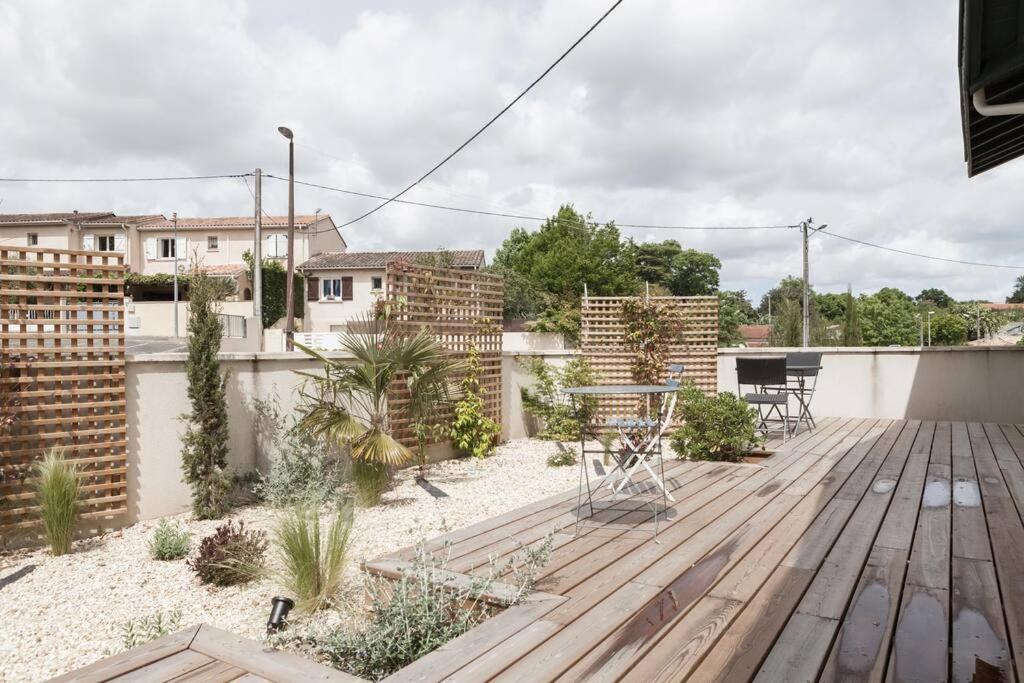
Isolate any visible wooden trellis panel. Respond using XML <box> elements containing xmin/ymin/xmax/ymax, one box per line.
<box><xmin>0</xmin><ymin>246</ymin><xmax>127</xmax><ymax>534</ymax></box>
<box><xmin>580</xmin><ymin>295</ymin><xmax>719</xmax><ymax>420</ymax></box>
<box><xmin>385</xmin><ymin>262</ymin><xmax>503</xmax><ymax>449</ymax></box>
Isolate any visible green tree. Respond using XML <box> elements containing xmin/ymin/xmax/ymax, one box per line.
<box><xmin>816</xmin><ymin>292</ymin><xmax>848</xmax><ymax>321</ymax></box>
<box><xmin>492</xmin><ymin>205</ymin><xmax>640</xmax><ymax>340</ymax></box>
<box><xmin>665</xmin><ymin>249</ymin><xmax>721</xmax><ymax>296</ymax></box>
<box><xmin>1007</xmin><ymin>275</ymin><xmax>1024</xmax><ymax>304</ymax></box>
<box><xmin>916</xmin><ymin>288</ymin><xmax>953</xmax><ymax>309</ymax></box>
<box><xmin>243</xmin><ymin>250</ymin><xmax>303</xmax><ymax>329</ymax></box>
<box><xmin>635</xmin><ymin>240</ymin><xmax>682</xmax><ymax>287</ymax></box>
<box><xmin>859</xmin><ymin>288</ymin><xmax>918</xmax><ymax>346</ymax></box>
<box><xmin>759</xmin><ymin>276</ymin><xmax>809</xmax><ymax>317</ymax></box>
<box><xmin>718</xmin><ymin>290</ymin><xmax>756</xmax><ymax>346</ymax></box>
<box><xmin>180</xmin><ymin>265</ymin><xmax>233</xmax><ymax>519</ymax></box>
<box><xmin>930</xmin><ymin>313</ymin><xmax>969</xmax><ymax>345</ymax></box>
<box><xmin>841</xmin><ymin>287</ymin><xmax>863</xmax><ymax>346</ymax></box>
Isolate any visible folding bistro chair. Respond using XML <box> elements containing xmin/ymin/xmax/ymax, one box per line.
<box><xmin>785</xmin><ymin>351</ymin><xmax>822</xmax><ymax>432</ymax></box>
<box><xmin>736</xmin><ymin>356</ymin><xmax>790</xmax><ymax>441</ymax></box>
<box><xmin>605</xmin><ymin>368</ymin><xmax>683</xmax><ymax>502</ymax></box>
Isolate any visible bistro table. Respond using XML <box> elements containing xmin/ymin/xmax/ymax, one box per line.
<box><xmin>562</xmin><ymin>384</ymin><xmax>679</xmax><ymax>539</ymax></box>
<box><xmin>786</xmin><ymin>363</ymin><xmax>822</xmax><ymax>433</ymax></box>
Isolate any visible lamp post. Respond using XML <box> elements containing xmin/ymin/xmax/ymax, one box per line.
<box><xmin>927</xmin><ymin>310</ymin><xmax>934</xmax><ymax>346</ymax></box>
<box><xmin>916</xmin><ymin>314</ymin><xmax>923</xmax><ymax>346</ymax></box>
<box><xmin>278</xmin><ymin>126</ymin><xmax>295</xmax><ymax>351</ymax></box>
<box><xmin>173</xmin><ymin>211</ymin><xmax>179</xmax><ymax>338</ymax></box>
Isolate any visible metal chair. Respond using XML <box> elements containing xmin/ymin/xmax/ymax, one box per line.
<box><xmin>607</xmin><ymin>377</ymin><xmax>680</xmax><ymax>501</ymax></box>
<box><xmin>785</xmin><ymin>351</ymin><xmax>822</xmax><ymax>432</ymax></box>
<box><xmin>736</xmin><ymin>356</ymin><xmax>790</xmax><ymax>441</ymax></box>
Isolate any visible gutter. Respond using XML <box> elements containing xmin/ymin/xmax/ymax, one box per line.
<box><xmin>973</xmin><ymin>87</ymin><xmax>1024</xmax><ymax>116</ymax></box>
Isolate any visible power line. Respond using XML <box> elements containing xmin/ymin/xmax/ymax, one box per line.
<box><xmin>264</xmin><ymin>173</ymin><xmax>797</xmax><ymax>234</ymax></box>
<box><xmin>0</xmin><ymin>173</ymin><xmax>251</xmax><ymax>183</ymax></box>
<box><xmin>817</xmin><ymin>228</ymin><xmax>1024</xmax><ymax>270</ymax></box>
<box><xmin>331</xmin><ymin>0</ymin><xmax>626</xmax><ymax>230</ymax></box>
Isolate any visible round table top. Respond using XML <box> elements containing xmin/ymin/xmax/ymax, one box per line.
<box><xmin>561</xmin><ymin>384</ymin><xmax>679</xmax><ymax>396</ymax></box>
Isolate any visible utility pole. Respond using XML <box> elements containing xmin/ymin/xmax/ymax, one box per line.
<box><xmin>173</xmin><ymin>211</ymin><xmax>179</xmax><ymax>338</ymax></box>
<box><xmin>253</xmin><ymin>168</ymin><xmax>263</xmax><ymax>348</ymax></box>
<box><xmin>278</xmin><ymin>126</ymin><xmax>296</xmax><ymax>351</ymax></box>
<box><xmin>801</xmin><ymin>219</ymin><xmax>811</xmax><ymax>348</ymax></box>
<box><xmin>977</xmin><ymin>307</ymin><xmax>981</xmax><ymax>340</ymax></box>
<box><xmin>801</xmin><ymin>218</ymin><xmax>827</xmax><ymax>348</ymax></box>
<box><xmin>927</xmin><ymin>311</ymin><xmax>934</xmax><ymax>346</ymax></box>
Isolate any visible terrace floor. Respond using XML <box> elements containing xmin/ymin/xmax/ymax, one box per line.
<box><xmin>375</xmin><ymin>416</ymin><xmax>1024</xmax><ymax>682</ymax></box>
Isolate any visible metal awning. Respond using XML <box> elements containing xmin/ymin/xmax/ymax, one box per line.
<box><xmin>959</xmin><ymin>0</ymin><xmax>1024</xmax><ymax>176</ymax></box>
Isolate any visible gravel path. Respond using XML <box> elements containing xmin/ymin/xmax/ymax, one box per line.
<box><xmin>0</xmin><ymin>439</ymin><xmax>580</xmax><ymax>682</ymax></box>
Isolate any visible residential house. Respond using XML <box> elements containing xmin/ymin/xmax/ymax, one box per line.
<box><xmin>299</xmin><ymin>250</ymin><xmax>486</xmax><ymax>333</ymax></box>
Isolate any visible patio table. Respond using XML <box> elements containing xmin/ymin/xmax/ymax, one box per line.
<box><xmin>562</xmin><ymin>384</ymin><xmax>679</xmax><ymax>538</ymax></box>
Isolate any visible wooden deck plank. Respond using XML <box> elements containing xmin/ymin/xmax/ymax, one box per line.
<box><xmin>167</xmin><ymin>659</ymin><xmax>246</xmax><ymax>682</ymax></box>
<box><xmin>951</xmin><ymin>557</ymin><xmax>1015</xmax><ymax>683</ymax></box>
<box><xmin>112</xmin><ymin>650</ymin><xmax>214</xmax><ymax>682</ymax></box>
<box><xmin>49</xmin><ymin>625</ymin><xmax>201</xmax><ymax>683</ymax></box>
<box><xmin>951</xmin><ymin>422</ymin><xmax>990</xmax><ymax>561</ymax></box>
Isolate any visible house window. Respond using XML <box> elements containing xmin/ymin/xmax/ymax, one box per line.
<box><xmin>97</xmin><ymin>235</ymin><xmax>116</xmax><ymax>251</ymax></box>
<box><xmin>158</xmin><ymin>238</ymin><xmax>176</xmax><ymax>259</ymax></box>
<box><xmin>371</xmin><ymin>276</ymin><xmax>383</xmax><ymax>291</ymax></box>
<box><xmin>207</xmin><ymin>235</ymin><xmax>218</xmax><ymax>250</ymax></box>
<box><xmin>321</xmin><ymin>277</ymin><xmax>353</xmax><ymax>301</ymax></box>
<box><xmin>27</xmin><ymin>233</ymin><xmax>38</xmax><ymax>246</ymax></box>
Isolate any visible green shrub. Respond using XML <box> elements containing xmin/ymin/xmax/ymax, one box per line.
<box><xmin>188</xmin><ymin>520</ymin><xmax>268</xmax><ymax>586</ymax></box>
<box><xmin>450</xmin><ymin>345</ymin><xmax>500</xmax><ymax>458</ymax></box>
<box><xmin>148</xmin><ymin>520</ymin><xmax>190</xmax><ymax>560</ymax></box>
<box><xmin>930</xmin><ymin>312</ymin><xmax>969</xmax><ymax>346</ymax></box>
<box><xmin>670</xmin><ymin>384</ymin><xmax>760</xmax><ymax>462</ymax></box>
<box><xmin>351</xmin><ymin>460</ymin><xmax>390</xmax><ymax>507</ymax></box>
<box><xmin>118</xmin><ymin>610</ymin><xmax>182</xmax><ymax>651</ymax></box>
<box><xmin>546</xmin><ymin>443</ymin><xmax>577</xmax><ymax>467</ymax></box>
<box><xmin>33</xmin><ymin>450</ymin><xmax>79</xmax><ymax>556</ymax></box>
<box><xmin>252</xmin><ymin>398</ymin><xmax>348</xmax><ymax>507</ymax></box>
<box><xmin>519</xmin><ymin>357</ymin><xmax>596</xmax><ymax>441</ymax></box>
<box><xmin>275</xmin><ymin>504</ymin><xmax>353</xmax><ymax>613</ymax></box>
<box><xmin>283</xmin><ymin>536</ymin><xmax>553</xmax><ymax>681</ymax></box>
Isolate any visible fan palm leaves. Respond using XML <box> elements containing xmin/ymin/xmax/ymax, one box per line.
<box><xmin>295</xmin><ymin>316</ymin><xmax>461</xmax><ymax>467</ymax></box>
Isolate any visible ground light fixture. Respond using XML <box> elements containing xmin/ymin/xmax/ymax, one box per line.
<box><xmin>266</xmin><ymin>596</ymin><xmax>295</xmax><ymax>633</ymax></box>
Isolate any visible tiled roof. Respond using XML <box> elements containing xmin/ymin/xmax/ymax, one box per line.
<box><xmin>81</xmin><ymin>215</ymin><xmax>165</xmax><ymax>225</ymax></box>
<box><xmin>0</xmin><ymin>212</ymin><xmax>114</xmax><ymax>224</ymax></box>
<box><xmin>200</xmin><ymin>263</ymin><xmax>247</xmax><ymax>277</ymax></box>
<box><xmin>137</xmin><ymin>215</ymin><xmax>329</xmax><ymax>231</ymax></box>
<box><xmin>300</xmin><ymin>250</ymin><xmax>486</xmax><ymax>271</ymax></box>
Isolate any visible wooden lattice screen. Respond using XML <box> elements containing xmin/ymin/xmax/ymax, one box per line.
<box><xmin>580</xmin><ymin>295</ymin><xmax>719</xmax><ymax>420</ymax></box>
<box><xmin>1</xmin><ymin>246</ymin><xmax>127</xmax><ymax>534</ymax></box>
<box><xmin>385</xmin><ymin>262</ymin><xmax>503</xmax><ymax>449</ymax></box>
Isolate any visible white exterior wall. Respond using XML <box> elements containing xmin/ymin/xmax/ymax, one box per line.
<box><xmin>0</xmin><ymin>224</ymin><xmax>73</xmax><ymax>249</ymax></box>
<box><xmin>126</xmin><ymin>300</ymin><xmax>256</xmax><ymax>337</ymax></box>
<box><xmin>303</xmin><ymin>268</ymin><xmax>386</xmax><ymax>332</ymax></box>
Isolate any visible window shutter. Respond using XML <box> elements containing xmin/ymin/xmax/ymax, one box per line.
<box><xmin>306</xmin><ymin>277</ymin><xmax>319</xmax><ymax>301</ymax></box>
<box><xmin>342</xmin><ymin>276</ymin><xmax>353</xmax><ymax>301</ymax></box>
<box><xmin>145</xmin><ymin>238</ymin><xmax>156</xmax><ymax>260</ymax></box>
<box><xmin>114</xmin><ymin>234</ymin><xmax>126</xmax><ymax>252</ymax></box>
<box><xmin>276</xmin><ymin>234</ymin><xmax>288</xmax><ymax>256</ymax></box>
<box><xmin>82</xmin><ymin>234</ymin><xmax>95</xmax><ymax>250</ymax></box>
<box><xmin>175</xmin><ymin>237</ymin><xmax>187</xmax><ymax>260</ymax></box>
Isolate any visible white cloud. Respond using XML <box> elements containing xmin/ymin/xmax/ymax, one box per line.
<box><xmin>1</xmin><ymin>0</ymin><xmax>1022</xmax><ymax>302</ymax></box>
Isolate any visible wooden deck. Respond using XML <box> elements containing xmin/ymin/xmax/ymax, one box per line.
<box><xmin>373</xmin><ymin>417</ymin><xmax>1024</xmax><ymax>682</ymax></box>
<box><xmin>51</xmin><ymin>624</ymin><xmax>359</xmax><ymax>682</ymax></box>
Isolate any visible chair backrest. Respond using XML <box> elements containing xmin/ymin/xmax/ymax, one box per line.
<box><xmin>786</xmin><ymin>351</ymin><xmax>823</xmax><ymax>376</ymax></box>
<box><xmin>736</xmin><ymin>356</ymin><xmax>787</xmax><ymax>387</ymax></box>
<box><xmin>667</xmin><ymin>363</ymin><xmax>684</xmax><ymax>379</ymax></box>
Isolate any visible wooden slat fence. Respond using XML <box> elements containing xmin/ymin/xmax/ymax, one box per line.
<box><xmin>580</xmin><ymin>295</ymin><xmax>718</xmax><ymax>421</ymax></box>
<box><xmin>0</xmin><ymin>246</ymin><xmax>127</xmax><ymax>535</ymax></box>
<box><xmin>385</xmin><ymin>262</ymin><xmax>503</xmax><ymax>449</ymax></box>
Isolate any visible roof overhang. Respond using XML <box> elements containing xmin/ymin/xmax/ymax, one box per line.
<box><xmin>960</xmin><ymin>0</ymin><xmax>1024</xmax><ymax>176</ymax></box>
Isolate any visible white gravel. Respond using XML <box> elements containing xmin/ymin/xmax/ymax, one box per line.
<box><xmin>0</xmin><ymin>439</ymin><xmax>580</xmax><ymax>682</ymax></box>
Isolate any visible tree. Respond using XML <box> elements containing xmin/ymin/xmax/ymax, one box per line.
<box><xmin>841</xmin><ymin>287</ymin><xmax>862</xmax><ymax>346</ymax></box>
<box><xmin>916</xmin><ymin>288</ymin><xmax>954</xmax><ymax>309</ymax></box>
<box><xmin>635</xmin><ymin>240</ymin><xmax>682</xmax><ymax>287</ymax></box>
<box><xmin>930</xmin><ymin>313</ymin><xmax>969</xmax><ymax>345</ymax></box>
<box><xmin>180</xmin><ymin>265</ymin><xmax>233</xmax><ymax>519</ymax></box>
<box><xmin>859</xmin><ymin>288</ymin><xmax>918</xmax><ymax>346</ymax></box>
<box><xmin>816</xmin><ymin>292</ymin><xmax>848</xmax><ymax>322</ymax></box>
<box><xmin>243</xmin><ymin>249</ymin><xmax>303</xmax><ymax>329</ymax></box>
<box><xmin>759</xmin><ymin>276</ymin><xmax>809</xmax><ymax>317</ymax></box>
<box><xmin>718</xmin><ymin>290</ymin><xmax>756</xmax><ymax>346</ymax></box>
<box><xmin>492</xmin><ymin>205</ymin><xmax>640</xmax><ymax>340</ymax></box>
<box><xmin>666</xmin><ymin>249</ymin><xmax>721</xmax><ymax>296</ymax></box>
<box><xmin>1008</xmin><ymin>275</ymin><xmax>1024</xmax><ymax>304</ymax></box>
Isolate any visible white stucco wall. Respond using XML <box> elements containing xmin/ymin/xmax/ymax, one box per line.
<box><xmin>127</xmin><ymin>300</ymin><xmax>257</xmax><ymax>337</ymax></box>
<box><xmin>0</xmin><ymin>224</ymin><xmax>73</xmax><ymax>249</ymax></box>
<box><xmin>303</xmin><ymin>268</ymin><xmax>386</xmax><ymax>332</ymax></box>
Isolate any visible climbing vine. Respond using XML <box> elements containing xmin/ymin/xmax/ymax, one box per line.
<box><xmin>620</xmin><ymin>298</ymin><xmax>682</xmax><ymax>385</ymax></box>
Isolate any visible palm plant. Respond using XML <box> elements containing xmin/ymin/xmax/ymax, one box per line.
<box><xmin>295</xmin><ymin>316</ymin><xmax>460</xmax><ymax>469</ymax></box>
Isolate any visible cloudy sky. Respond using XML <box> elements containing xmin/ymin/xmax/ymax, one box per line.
<box><xmin>2</xmin><ymin>0</ymin><xmax>1022</xmax><ymax>302</ymax></box>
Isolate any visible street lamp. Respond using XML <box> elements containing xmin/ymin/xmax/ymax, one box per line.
<box><xmin>916</xmin><ymin>314</ymin><xmax>923</xmax><ymax>346</ymax></box>
<box><xmin>278</xmin><ymin>126</ymin><xmax>295</xmax><ymax>351</ymax></box>
<box><xmin>927</xmin><ymin>311</ymin><xmax>934</xmax><ymax>347</ymax></box>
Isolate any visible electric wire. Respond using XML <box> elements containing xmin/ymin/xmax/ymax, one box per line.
<box><xmin>0</xmin><ymin>173</ymin><xmax>251</xmax><ymax>183</ymax></box>
<box><xmin>330</xmin><ymin>0</ymin><xmax>626</xmax><ymax>230</ymax></box>
<box><xmin>815</xmin><ymin>229</ymin><xmax>1024</xmax><ymax>270</ymax></box>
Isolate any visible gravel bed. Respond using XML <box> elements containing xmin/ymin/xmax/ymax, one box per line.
<box><xmin>0</xmin><ymin>439</ymin><xmax>579</xmax><ymax>682</ymax></box>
